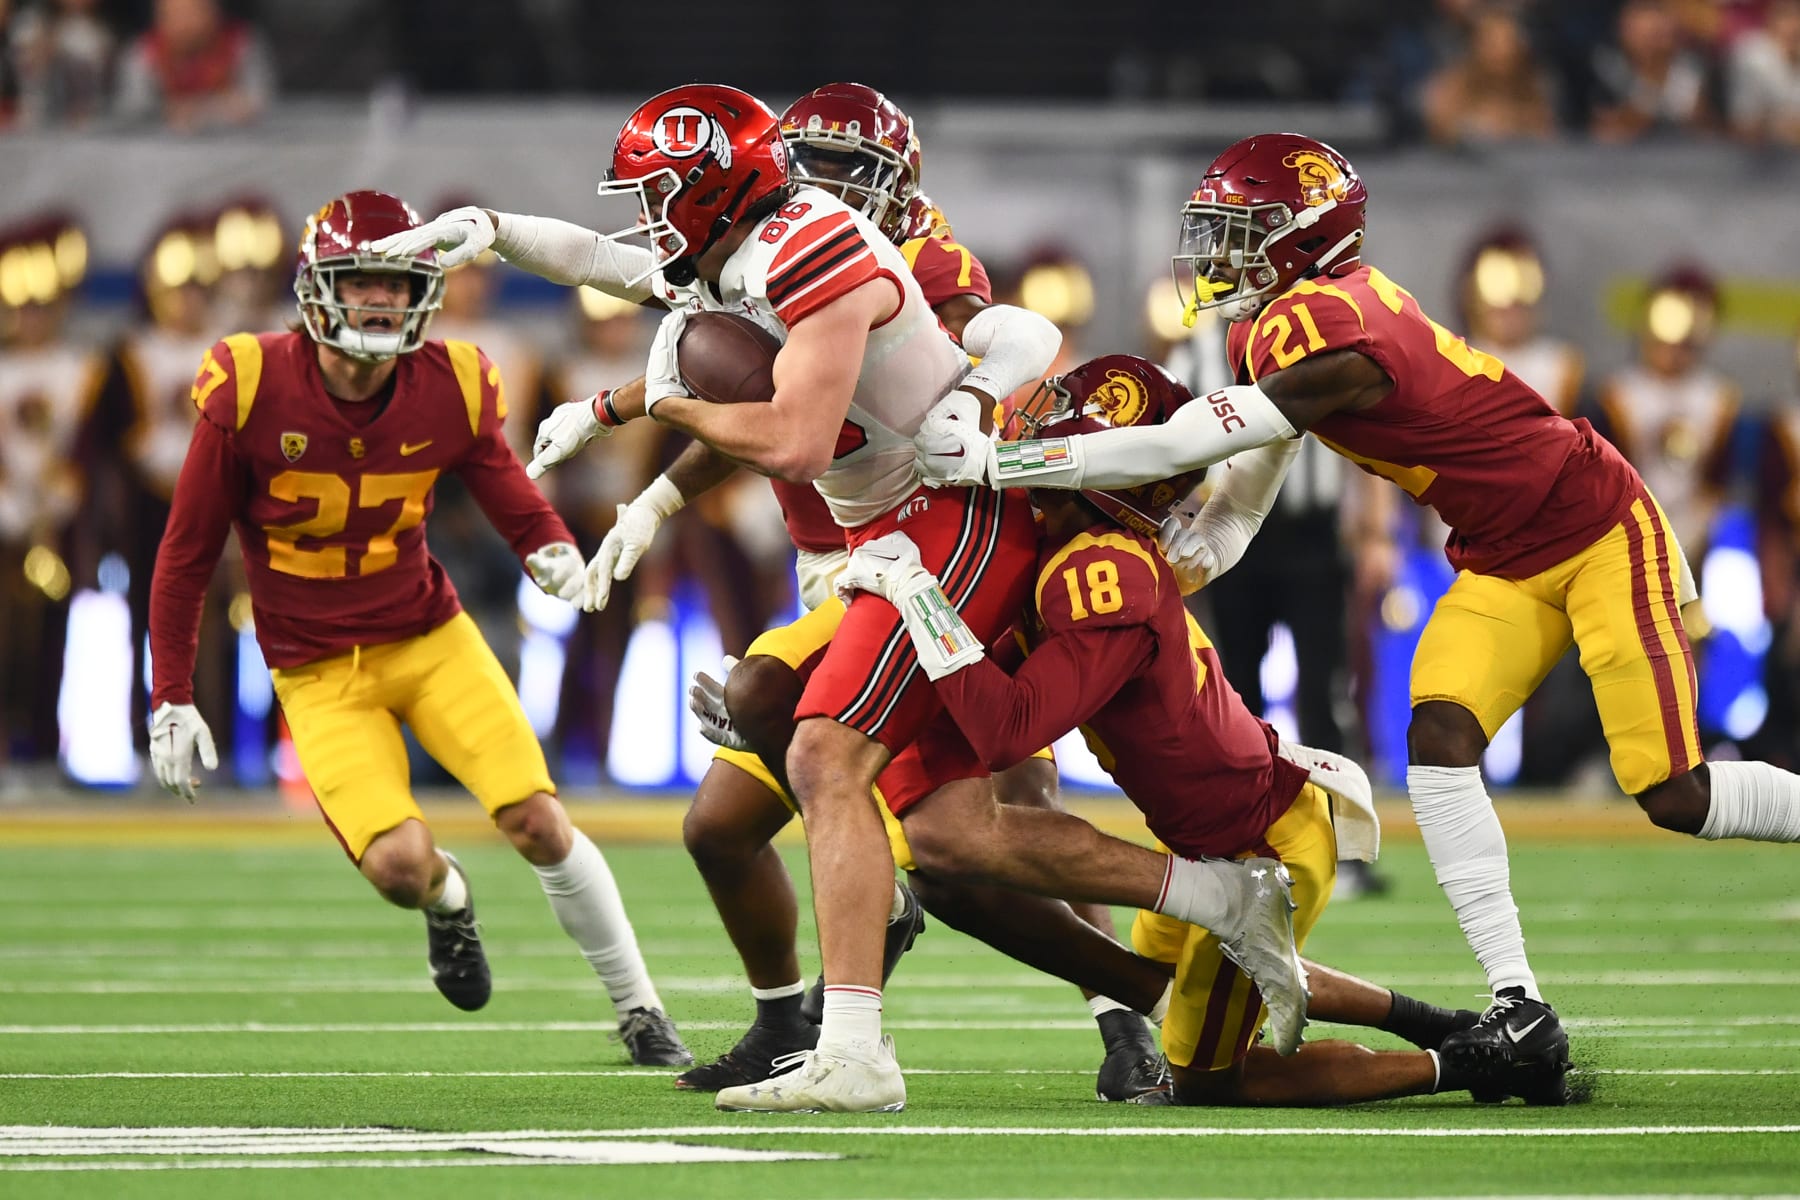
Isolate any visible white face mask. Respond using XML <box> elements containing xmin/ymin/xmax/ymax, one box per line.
<box><xmin>295</xmin><ymin>258</ymin><xmax>444</xmax><ymax>362</ymax></box>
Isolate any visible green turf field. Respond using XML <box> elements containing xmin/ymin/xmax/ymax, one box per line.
<box><xmin>2</xmin><ymin>808</ymin><xmax>1797</xmax><ymax>1198</ymax></box>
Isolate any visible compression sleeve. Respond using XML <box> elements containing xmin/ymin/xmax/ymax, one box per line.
<box><xmin>957</xmin><ymin>303</ymin><xmax>1062</xmax><ymax>400</ymax></box>
<box><xmin>492</xmin><ymin>212</ymin><xmax>657</xmax><ymax>304</ymax></box>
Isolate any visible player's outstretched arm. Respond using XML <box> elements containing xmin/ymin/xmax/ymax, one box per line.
<box><xmin>1160</xmin><ymin>437</ymin><xmax>1303</xmax><ymax>592</ymax></box>
<box><xmin>369</xmin><ymin>207</ymin><xmax>659</xmax><ymax>305</ymax></box>
<box><xmin>650</xmin><ymin>278</ymin><xmax>894</xmax><ymax>482</ymax></box>
<box><xmin>147</xmin><ymin>417</ymin><xmax>239</xmax><ymax>800</ymax></box>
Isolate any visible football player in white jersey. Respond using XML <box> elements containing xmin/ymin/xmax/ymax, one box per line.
<box><xmin>377</xmin><ymin>84</ymin><xmax>1310</xmax><ymax>1114</ymax></box>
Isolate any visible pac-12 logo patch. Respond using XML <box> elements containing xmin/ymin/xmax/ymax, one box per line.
<box><xmin>280</xmin><ymin>432</ymin><xmax>308</xmax><ymax>462</ymax></box>
<box><xmin>654</xmin><ymin>107</ymin><xmax>732</xmax><ymax>168</ymax></box>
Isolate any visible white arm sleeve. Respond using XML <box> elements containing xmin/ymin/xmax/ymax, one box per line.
<box><xmin>491</xmin><ymin>212</ymin><xmax>656</xmax><ymax>304</ymax></box>
<box><xmin>992</xmin><ymin>382</ymin><xmax>1297</xmax><ymax>490</ymax></box>
<box><xmin>957</xmin><ymin>304</ymin><xmax>1062</xmax><ymax>400</ymax></box>
<box><xmin>1188</xmin><ymin>437</ymin><xmax>1302</xmax><ymax>582</ymax></box>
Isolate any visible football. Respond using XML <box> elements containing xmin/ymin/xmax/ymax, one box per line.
<box><xmin>676</xmin><ymin>311</ymin><xmax>782</xmax><ymax>405</ymax></box>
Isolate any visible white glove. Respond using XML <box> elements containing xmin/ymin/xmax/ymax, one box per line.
<box><xmin>913</xmin><ymin>389</ymin><xmax>996</xmax><ymax>488</ymax></box>
<box><xmin>367</xmin><ymin>205</ymin><xmax>496</xmax><ymax>269</ymax></box>
<box><xmin>583</xmin><ymin>474</ymin><xmax>686</xmax><ymax>612</ymax></box>
<box><xmin>148</xmin><ymin>702</ymin><xmax>218</xmax><ymax>803</ymax></box>
<box><xmin>688</xmin><ymin>655</ymin><xmax>752</xmax><ymax>751</ymax></box>
<box><xmin>837</xmin><ymin>531</ymin><xmax>936</xmax><ymax>606</ymax></box>
<box><xmin>525</xmin><ymin>541</ymin><xmax>586</xmax><ymax>603</ymax></box>
<box><xmin>643</xmin><ymin>308</ymin><xmax>691</xmax><ymax>415</ymax></box>
<box><xmin>1157</xmin><ymin>514</ymin><xmax>1220</xmax><ymax>594</ymax></box>
<box><xmin>527</xmin><ymin>397</ymin><xmax>608</xmax><ymax>480</ymax></box>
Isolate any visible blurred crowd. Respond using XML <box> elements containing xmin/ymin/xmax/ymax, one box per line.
<box><xmin>4</xmin><ymin>191</ymin><xmax>1800</xmax><ymax>794</ymax></box>
<box><xmin>5</xmin><ymin>0</ymin><xmax>1800</xmax><ymax>144</ymax></box>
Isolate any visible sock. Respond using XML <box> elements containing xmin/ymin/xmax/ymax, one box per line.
<box><xmin>1408</xmin><ymin>765</ymin><xmax>1540</xmax><ymax>1001</ymax></box>
<box><xmin>1381</xmin><ymin>990</ymin><xmax>1482</xmax><ymax>1052</ymax></box>
<box><xmin>750</xmin><ymin>981</ymin><xmax>808</xmax><ymax>1030</ymax></box>
<box><xmin>817</xmin><ymin>984</ymin><xmax>882</xmax><ymax>1056</ymax></box>
<box><xmin>888</xmin><ymin>880</ymin><xmax>909</xmax><ymax>922</ymax></box>
<box><xmin>1153</xmin><ymin>857</ymin><xmax>1241</xmax><ymax>934</ymax></box>
<box><xmin>1087</xmin><ymin>994</ymin><xmax>1133</xmax><ymax>1020</ymax></box>
<box><xmin>1700</xmin><ymin>761</ymin><xmax>1800</xmax><ymax>841</ymax></box>
<box><xmin>1148</xmin><ymin>981</ymin><xmax>1172</xmax><ymax>1025</ymax></box>
<box><xmin>532</xmin><ymin>829</ymin><xmax>662</xmax><ymax>1016</ymax></box>
<box><xmin>426</xmin><ymin>853</ymin><xmax>468</xmax><ymax>914</ymax></box>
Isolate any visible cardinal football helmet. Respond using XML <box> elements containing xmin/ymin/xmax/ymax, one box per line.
<box><xmin>1173</xmin><ymin>132</ymin><xmax>1367</xmax><ymax>325</ymax></box>
<box><xmin>597</xmin><ymin>84</ymin><xmax>789</xmax><ymax>287</ymax></box>
<box><xmin>780</xmin><ymin>82</ymin><xmax>922</xmax><ymax>243</ymax></box>
<box><xmin>294</xmin><ymin>190</ymin><xmax>444</xmax><ymax>362</ymax></box>
<box><xmin>1013</xmin><ymin>354</ymin><xmax>1204</xmax><ymax>541</ymax></box>
<box><xmin>898</xmin><ymin>192</ymin><xmax>950</xmax><ymax>243</ymax></box>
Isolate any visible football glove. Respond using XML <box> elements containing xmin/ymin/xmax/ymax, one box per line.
<box><xmin>1156</xmin><ymin>514</ymin><xmax>1219</xmax><ymax>594</ymax></box>
<box><xmin>688</xmin><ymin>655</ymin><xmax>752</xmax><ymax>752</ymax></box>
<box><xmin>837</xmin><ymin>531</ymin><xmax>935</xmax><ymax>606</ymax></box>
<box><xmin>148</xmin><ymin>702</ymin><xmax>218</xmax><ymax>803</ymax></box>
<box><xmin>367</xmin><ymin>205</ymin><xmax>496</xmax><ymax>269</ymax></box>
<box><xmin>525</xmin><ymin>541</ymin><xmax>586</xmax><ymax>603</ymax></box>
<box><xmin>643</xmin><ymin>308</ymin><xmax>691</xmax><ymax>416</ymax></box>
<box><xmin>583</xmin><ymin>475</ymin><xmax>686</xmax><ymax>612</ymax></box>
<box><xmin>913</xmin><ymin>389</ymin><xmax>996</xmax><ymax>488</ymax></box>
<box><xmin>526</xmin><ymin>396</ymin><xmax>608</xmax><ymax>479</ymax></box>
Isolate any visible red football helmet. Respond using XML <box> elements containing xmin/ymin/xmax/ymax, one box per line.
<box><xmin>780</xmin><ymin>82</ymin><xmax>922</xmax><ymax>243</ymax></box>
<box><xmin>1012</xmin><ymin>354</ymin><xmax>1203</xmax><ymax>541</ymax></box>
<box><xmin>898</xmin><ymin>192</ymin><xmax>950</xmax><ymax>243</ymax></box>
<box><xmin>597</xmin><ymin>84</ymin><xmax>789</xmax><ymax>286</ymax></box>
<box><xmin>294</xmin><ymin>190</ymin><xmax>444</xmax><ymax>361</ymax></box>
<box><xmin>1173</xmin><ymin>132</ymin><xmax>1367</xmax><ymax>325</ymax></box>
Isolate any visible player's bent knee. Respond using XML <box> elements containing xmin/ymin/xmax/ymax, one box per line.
<box><xmin>1407</xmin><ymin>701</ymin><xmax>1488</xmax><ymax>768</ymax></box>
<box><xmin>785</xmin><ymin>718</ymin><xmax>883</xmax><ymax>805</ymax></box>
<box><xmin>723</xmin><ymin>654</ymin><xmax>804</xmax><ymax>757</ymax></box>
<box><xmin>359</xmin><ymin>827</ymin><xmax>438</xmax><ymax>909</ymax></box>
<box><xmin>1635</xmin><ymin>766</ymin><xmax>1709</xmax><ymax>836</ymax></box>
<box><xmin>494</xmin><ymin>793</ymin><xmax>572</xmax><ymax>865</ymax></box>
<box><xmin>994</xmin><ymin>758</ymin><xmax>1060</xmax><ymax>810</ymax></box>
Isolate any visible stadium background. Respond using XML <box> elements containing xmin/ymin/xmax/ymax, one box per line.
<box><xmin>4</xmin><ymin>0</ymin><xmax>1800</xmax><ymax>800</ymax></box>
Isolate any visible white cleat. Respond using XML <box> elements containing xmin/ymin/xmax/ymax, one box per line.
<box><xmin>714</xmin><ymin>1034</ymin><xmax>907</xmax><ymax>1113</ymax></box>
<box><xmin>1217</xmin><ymin>856</ymin><xmax>1310</xmax><ymax>1055</ymax></box>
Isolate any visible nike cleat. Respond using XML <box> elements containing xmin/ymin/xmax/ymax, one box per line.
<box><xmin>715</xmin><ymin>1035</ymin><xmax>906</xmax><ymax>1113</ymax></box>
<box><xmin>615</xmin><ymin>1007</ymin><xmax>694</xmax><ymax>1067</ymax></box>
<box><xmin>675</xmin><ymin>1021</ymin><xmax>821</xmax><ymax>1092</ymax></box>
<box><xmin>1443</xmin><ymin>987</ymin><xmax>1570</xmax><ymax>1106</ymax></box>
<box><xmin>1216</xmin><ymin>856</ymin><xmax>1309</xmax><ymax>1055</ymax></box>
<box><xmin>801</xmin><ymin>882</ymin><xmax>927</xmax><ymax>1024</ymax></box>
<box><xmin>424</xmin><ymin>854</ymin><xmax>491</xmax><ymax>1012</ymax></box>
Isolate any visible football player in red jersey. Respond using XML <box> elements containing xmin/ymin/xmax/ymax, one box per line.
<box><xmin>920</xmin><ymin>132</ymin><xmax>1800</xmax><ymax>1102</ymax></box>
<box><xmin>146</xmin><ymin>190</ymin><xmax>692</xmax><ymax>1067</ymax></box>
<box><xmin>843</xmin><ymin>353</ymin><xmax>1516</xmax><ymax>1106</ymax></box>
<box><xmin>381</xmin><ymin>86</ymin><xmax>1308</xmax><ymax>1114</ymax></box>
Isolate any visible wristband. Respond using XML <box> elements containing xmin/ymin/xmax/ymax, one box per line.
<box><xmin>593</xmin><ymin>389</ymin><xmax>625</xmax><ymax>429</ymax></box>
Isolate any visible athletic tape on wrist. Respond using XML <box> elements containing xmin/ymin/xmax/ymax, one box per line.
<box><xmin>993</xmin><ymin>437</ymin><xmax>1076</xmax><ymax>483</ymax></box>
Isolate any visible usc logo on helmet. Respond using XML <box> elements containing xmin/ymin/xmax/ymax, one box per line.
<box><xmin>1088</xmin><ymin>369</ymin><xmax>1149</xmax><ymax>427</ymax></box>
<box><xmin>1283</xmin><ymin>150</ymin><xmax>1349</xmax><ymax>207</ymax></box>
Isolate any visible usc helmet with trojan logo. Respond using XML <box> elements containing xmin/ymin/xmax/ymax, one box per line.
<box><xmin>597</xmin><ymin>84</ymin><xmax>790</xmax><ymax>287</ymax></box>
<box><xmin>1011</xmin><ymin>353</ymin><xmax>1204</xmax><ymax>540</ymax></box>
<box><xmin>1173</xmin><ymin>132</ymin><xmax>1367</xmax><ymax>325</ymax></box>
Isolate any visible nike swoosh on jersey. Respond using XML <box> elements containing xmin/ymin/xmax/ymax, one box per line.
<box><xmin>400</xmin><ymin>440</ymin><xmax>433</xmax><ymax>456</ymax></box>
<box><xmin>1504</xmin><ymin>1015</ymin><xmax>1547</xmax><ymax>1043</ymax></box>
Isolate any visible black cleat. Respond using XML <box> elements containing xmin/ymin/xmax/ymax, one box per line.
<box><xmin>615</xmin><ymin>1007</ymin><xmax>694</xmax><ymax>1067</ymax></box>
<box><xmin>800</xmin><ymin>881</ymin><xmax>927</xmax><ymax>1024</ymax></box>
<box><xmin>424</xmin><ymin>854</ymin><xmax>490</xmax><ymax>1012</ymax></box>
<box><xmin>1443</xmin><ymin>987</ymin><xmax>1570</xmax><ymax>1106</ymax></box>
<box><xmin>674</xmin><ymin>1021</ymin><xmax>821</xmax><ymax>1092</ymax></box>
<box><xmin>1095</xmin><ymin>1010</ymin><xmax>1169</xmax><ymax>1102</ymax></box>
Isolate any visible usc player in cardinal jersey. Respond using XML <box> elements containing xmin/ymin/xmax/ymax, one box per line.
<box><xmin>920</xmin><ymin>132</ymin><xmax>1800</xmax><ymax>1102</ymax></box>
<box><xmin>842</xmin><ymin>353</ymin><xmax>1506</xmax><ymax>1106</ymax></box>
<box><xmin>147</xmin><ymin>190</ymin><xmax>690</xmax><ymax>1066</ymax></box>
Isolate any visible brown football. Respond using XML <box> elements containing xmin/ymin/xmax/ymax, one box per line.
<box><xmin>676</xmin><ymin>311</ymin><xmax>782</xmax><ymax>405</ymax></box>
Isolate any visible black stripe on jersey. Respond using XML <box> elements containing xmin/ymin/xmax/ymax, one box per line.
<box><xmin>767</xmin><ymin>231</ymin><xmax>871</xmax><ymax>307</ymax></box>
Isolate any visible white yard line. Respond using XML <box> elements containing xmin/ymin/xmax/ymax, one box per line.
<box><xmin>1</xmin><ymin>1068</ymin><xmax>1793</xmax><ymax>1082</ymax></box>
